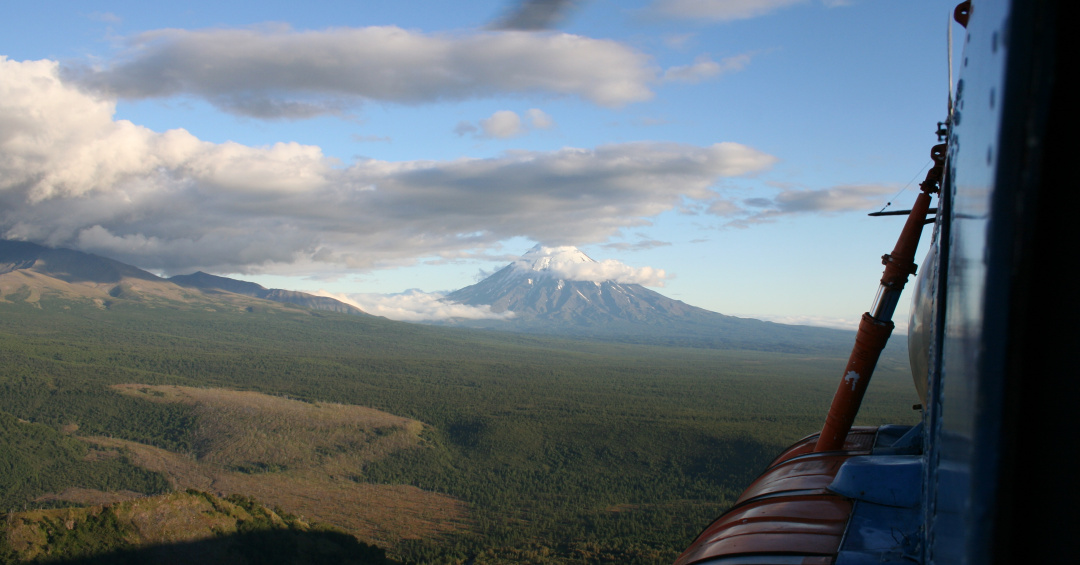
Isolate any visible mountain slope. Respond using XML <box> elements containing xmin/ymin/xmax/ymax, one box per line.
<box><xmin>0</xmin><ymin>240</ymin><xmax>366</xmax><ymax>316</ymax></box>
<box><xmin>169</xmin><ymin>271</ymin><xmax>368</xmax><ymax>315</ymax></box>
<box><xmin>1</xmin><ymin>239</ymin><xmax>161</xmax><ymax>284</ymax></box>
<box><xmin>444</xmin><ymin>245</ymin><xmax>862</xmax><ymax>354</ymax></box>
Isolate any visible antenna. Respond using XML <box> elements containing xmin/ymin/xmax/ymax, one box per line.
<box><xmin>947</xmin><ymin>10</ymin><xmax>954</xmax><ymax>121</ymax></box>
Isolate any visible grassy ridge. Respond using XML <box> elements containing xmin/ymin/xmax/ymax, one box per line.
<box><xmin>0</xmin><ymin>297</ymin><xmax>919</xmax><ymax>563</ymax></box>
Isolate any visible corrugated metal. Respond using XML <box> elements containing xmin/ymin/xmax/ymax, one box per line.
<box><xmin>675</xmin><ymin>429</ymin><xmax>880</xmax><ymax>565</ymax></box>
<box><xmin>765</xmin><ymin>428</ymin><xmax>877</xmax><ymax>468</ymax></box>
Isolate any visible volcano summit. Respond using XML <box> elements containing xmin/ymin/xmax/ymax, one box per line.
<box><xmin>446</xmin><ymin>245</ymin><xmax>693</xmax><ymax>325</ymax></box>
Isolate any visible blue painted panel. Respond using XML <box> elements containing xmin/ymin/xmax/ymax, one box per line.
<box><xmin>830</xmin><ymin>455</ymin><xmax>922</xmax><ymax>508</ymax></box>
<box><xmin>835</xmin><ymin>500</ymin><xmax>923</xmax><ymax>564</ymax></box>
<box><xmin>926</xmin><ymin>1</ymin><xmax>1012</xmax><ymax>563</ymax></box>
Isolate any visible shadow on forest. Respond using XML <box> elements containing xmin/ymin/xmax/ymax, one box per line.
<box><xmin>10</xmin><ymin>528</ymin><xmax>398</xmax><ymax>565</ymax></box>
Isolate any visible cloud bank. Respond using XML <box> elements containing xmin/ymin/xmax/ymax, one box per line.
<box><xmin>1</xmin><ymin>57</ymin><xmax>776</xmax><ymax>275</ymax></box>
<box><xmin>65</xmin><ymin>25</ymin><xmax>657</xmax><ymax>117</ymax></box>
<box><xmin>530</xmin><ymin>259</ymin><xmax>671</xmax><ymax>286</ymax></box>
<box><xmin>756</xmin><ymin>313</ymin><xmax>906</xmax><ymax>333</ymax></box>
<box><xmin>708</xmin><ymin>184</ymin><xmax>897</xmax><ymax>227</ymax></box>
<box><xmin>316</xmin><ymin>289</ymin><xmax>514</xmax><ymax>322</ymax></box>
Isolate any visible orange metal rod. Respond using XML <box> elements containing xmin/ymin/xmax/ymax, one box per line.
<box><xmin>815</xmin><ymin>314</ymin><xmax>895</xmax><ymax>452</ymax></box>
<box><xmin>814</xmin><ymin>144</ymin><xmax>944</xmax><ymax>452</ymax></box>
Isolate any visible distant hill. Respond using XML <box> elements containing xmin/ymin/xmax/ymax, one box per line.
<box><xmin>169</xmin><ymin>271</ymin><xmax>368</xmax><ymax>316</ymax></box>
<box><xmin>444</xmin><ymin>245</ymin><xmax>878</xmax><ymax>355</ymax></box>
<box><xmin>0</xmin><ymin>239</ymin><xmax>367</xmax><ymax>316</ymax></box>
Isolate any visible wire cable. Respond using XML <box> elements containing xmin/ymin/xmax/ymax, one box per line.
<box><xmin>877</xmin><ymin>159</ymin><xmax>933</xmax><ymax>213</ymax></box>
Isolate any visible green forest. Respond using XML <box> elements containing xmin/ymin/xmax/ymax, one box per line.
<box><xmin>0</xmin><ymin>297</ymin><xmax>919</xmax><ymax>564</ymax></box>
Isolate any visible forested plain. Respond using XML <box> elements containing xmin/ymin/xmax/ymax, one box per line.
<box><xmin>0</xmin><ymin>296</ymin><xmax>919</xmax><ymax>564</ymax></box>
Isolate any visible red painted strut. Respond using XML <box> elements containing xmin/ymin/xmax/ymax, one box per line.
<box><xmin>814</xmin><ymin>144</ymin><xmax>945</xmax><ymax>452</ymax></box>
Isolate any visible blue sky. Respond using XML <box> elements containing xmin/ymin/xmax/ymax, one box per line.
<box><xmin>0</xmin><ymin>0</ymin><xmax>957</xmax><ymax>328</ymax></box>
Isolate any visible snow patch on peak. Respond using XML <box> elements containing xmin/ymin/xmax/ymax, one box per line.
<box><xmin>504</xmin><ymin>245</ymin><xmax>671</xmax><ymax>287</ymax></box>
<box><xmin>517</xmin><ymin>245</ymin><xmax>595</xmax><ymax>272</ymax></box>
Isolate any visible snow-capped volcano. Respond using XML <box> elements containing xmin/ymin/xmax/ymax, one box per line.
<box><xmin>445</xmin><ymin>245</ymin><xmax>684</xmax><ymax>324</ymax></box>
<box><xmin>442</xmin><ymin>245</ymin><xmax>857</xmax><ymax>353</ymax></box>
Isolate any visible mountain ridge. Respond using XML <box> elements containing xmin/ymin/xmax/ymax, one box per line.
<box><xmin>0</xmin><ymin>239</ymin><xmax>367</xmax><ymax>316</ymax></box>
<box><xmin>168</xmin><ymin>271</ymin><xmax>368</xmax><ymax>316</ymax></box>
<box><xmin>0</xmin><ymin>239</ymin><xmax>893</xmax><ymax>356</ymax></box>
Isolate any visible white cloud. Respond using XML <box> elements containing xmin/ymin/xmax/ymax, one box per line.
<box><xmin>526</xmin><ymin>108</ymin><xmax>555</xmax><ymax>129</ymax></box>
<box><xmin>0</xmin><ymin>57</ymin><xmax>329</xmax><ymax>203</ymax></box>
<box><xmin>663</xmin><ymin>53</ymin><xmax>752</xmax><ymax>83</ymax></box>
<box><xmin>651</xmin><ymin>0</ymin><xmax>808</xmax><ymax>21</ymax></box>
<box><xmin>66</xmin><ymin>25</ymin><xmax>656</xmax><ymax>117</ymax></box>
<box><xmin>316</xmin><ymin>289</ymin><xmax>514</xmax><ymax>322</ymax></box>
<box><xmin>1</xmin><ymin>57</ymin><xmax>776</xmax><ymax>275</ymax></box>
<box><xmin>458</xmin><ymin>108</ymin><xmax>556</xmax><ymax>138</ymax></box>
<box><xmin>528</xmin><ymin>258</ymin><xmax>671</xmax><ymax>286</ymax></box>
<box><xmin>480</xmin><ymin>110</ymin><xmax>525</xmax><ymax>138</ymax></box>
